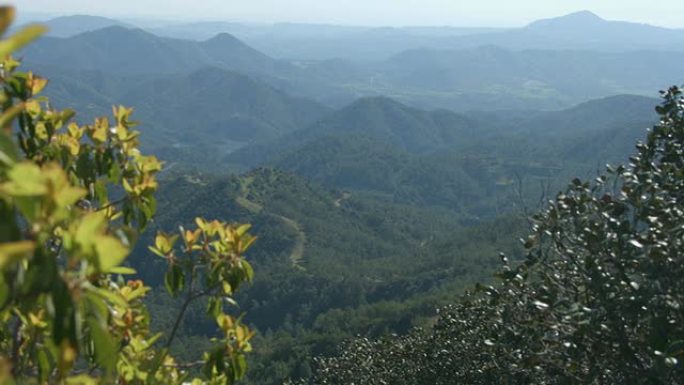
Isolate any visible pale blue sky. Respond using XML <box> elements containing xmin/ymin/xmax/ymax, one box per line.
<box><xmin>11</xmin><ymin>0</ymin><xmax>684</xmax><ymax>28</ymax></box>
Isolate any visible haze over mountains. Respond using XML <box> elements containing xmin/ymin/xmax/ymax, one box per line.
<box><xmin>18</xmin><ymin>9</ymin><xmax>683</xmax><ymax>384</ymax></box>
<box><xmin>20</xmin><ymin>10</ymin><xmax>677</xmax><ymax>181</ymax></box>
<box><xmin>20</xmin><ymin>10</ymin><xmax>683</xmax><ymax>113</ymax></box>
<box><xmin>26</xmin><ymin>10</ymin><xmax>684</xmax><ymax>58</ymax></box>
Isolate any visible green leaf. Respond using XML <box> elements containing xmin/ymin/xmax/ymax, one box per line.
<box><xmin>164</xmin><ymin>264</ymin><xmax>184</xmax><ymax>297</ymax></box>
<box><xmin>0</xmin><ymin>6</ymin><xmax>16</xmax><ymax>36</ymax></box>
<box><xmin>87</xmin><ymin>316</ymin><xmax>117</xmax><ymax>374</ymax></box>
<box><xmin>236</xmin><ymin>224</ymin><xmax>251</xmax><ymax>237</ymax></box>
<box><xmin>64</xmin><ymin>374</ymin><xmax>99</xmax><ymax>385</ymax></box>
<box><xmin>20</xmin><ymin>249</ymin><xmax>57</xmax><ymax>294</ymax></box>
<box><xmin>0</xmin><ymin>240</ymin><xmax>35</xmax><ymax>269</ymax></box>
<box><xmin>154</xmin><ymin>232</ymin><xmax>177</xmax><ymax>255</ymax></box>
<box><xmin>85</xmin><ymin>284</ymin><xmax>127</xmax><ymax>309</ymax></box>
<box><xmin>0</xmin><ymin>131</ymin><xmax>18</xmax><ymax>166</ymax></box>
<box><xmin>242</xmin><ymin>260</ymin><xmax>254</xmax><ymax>283</ymax></box>
<box><xmin>108</xmin><ymin>266</ymin><xmax>136</xmax><ymax>275</ymax></box>
<box><xmin>37</xmin><ymin>348</ymin><xmax>51</xmax><ymax>383</ymax></box>
<box><xmin>94</xmin><ymin>235</ymin><xmax>128</xmax><ymax>273</ymax></box>
<box><xmin>222</xmin><ymin>281</ymin><xmax>232</xmax><ymax>295</ymax></box>
<box><xmin>0</xmin><ymin>102</ymin><xmax>23</xmax><ymax>135</ymax></box>
<box><xmin>207</xmin><ymin>297</ymin><xmax>222</xmax><ymax>320</ymax></box>
<box><xmin>84</xmin><ymin>291</ymin><xmax>109</xmax><ymax>320</ymax></box>
<box><xmin>0</xmin><ymin>24</ymin><xmax>47</xmax><ymax>58</ymax></box>
<box><xmin>93</xmin><ymin>180</ymin><xmax>108</xmax><ymax>206</ymax></box>
<box><xmin>2</xmin><ymin>162</ymin><xmax>47</xmax><ymax>196</ymax></box>
<box><xmin>29</xmin><ymin>75</ymin><xmax>48</xmax><ymax>96</ymax></box>
<box><xmin>234</xmin><ymin>353</ymin><xmax>247</xmax><ymax>380</ymax></box>
<box><xmin>0</xmin><ymin>273</ymin><xmax>8</xmax><ymax>308</ymax></box>
<box><xmin>51</xmin><ymin>281</ymin><xmax>77</xmax><ymax>370</ymax></box>
<box><xmin>74</xmin><ymin>212</ymin><xmax>105</xmax><ymax>245</ymax></box>
<box><xmin>54</xmin><ymin>185</ymin><xmax>86</xmax><ymax>210</ymax></box>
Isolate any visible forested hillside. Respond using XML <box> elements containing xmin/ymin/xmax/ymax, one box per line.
<box><xmin>136</xmin><ymin>169</ymin><xmax>527</xmax><ymax>383</ymax></box>
<box><xmin>5</xmin><ymin>6</ymin><xmax>684</xmax><ymax>384</ymax></box>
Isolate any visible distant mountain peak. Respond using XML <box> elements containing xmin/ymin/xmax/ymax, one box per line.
<box><xmin>48</xmin><ymin>14</ymin><xmax>122</xmax><ymax>22</ymax></box>
<box><xmin>204</xmin><ymin>32</ymin><xmax>241</xmax><ymax>44</ymax></box>
<box><xmin>349</xmin><ymin>95</ymin><xmax>406</xmax><ymax>107</ymax></box>
<box><xmin>564</xmin><ymin>10</ymin><xmax>604</xmax><ymax>20</ymax></box>
<box><xmin>201</xmin><ymin>32</ymin><xmax>260</xmax><ymax>53</ymax></box>
<box><xmin>341</xmin><ymin>96</ymin><xmax>413</xmax><ymax>115</ymax></box>
<box><xmin>73</xmin><ymin>25</ymin><xmax>151</xmax><ymax>40</ymax></box>
<box><xmin>38</xmin><ymin>14</ymin><xmax>132</xmax><ymax>38</ymax></box>
<box><xmin>527</xmin><ymin>10</ymin><xmax>605</xmax><ymax>29</ymax></box>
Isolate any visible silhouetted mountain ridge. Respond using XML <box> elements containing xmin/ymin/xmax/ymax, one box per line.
<box><xmin>23</xmin><ymin>26</ymin><xmax>293</xmax><ymax>78</ymax></box>
<box><xmin>19</xmin><ymin>15</ymin><xmax>132</xmax><ymax>37</ymax></box>
<box><xmin>526</xmin><ymin>10</ymin><xmax>605</xmax><ymax>29</ymax></box>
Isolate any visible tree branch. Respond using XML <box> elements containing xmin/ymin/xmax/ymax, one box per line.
<box><xmin>95</xmin><ymin>196</ymin><xmax>129</xmax><ymax>212</ymax></box>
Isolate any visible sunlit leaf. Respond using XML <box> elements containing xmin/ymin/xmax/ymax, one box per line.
<box><xmin>94</xmin><ymin>235</ymin><xmax>129</xmax><ymax>273</ymax></box>
<box><xmin>0</xmin><ymin>240</ymin><xmax>34</xmax><ymax>269</ymax></box>
<box><xmin>0</xmin><ymin>24</ymin><xmax>47</xmax><ymax>58</ymax></box>
<box><xmin>87</xmin><ymin>316</ymin><xmax>117</xmax><ymax>373</ymax></box>
<box><xmin>0</xmin><ymin>6</ymin><xmax>16</xmax><ymax>36</ymax></box>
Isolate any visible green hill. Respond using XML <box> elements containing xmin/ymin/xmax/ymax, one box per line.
<box><xmin>380</xmin><ymin>46</ymin><xmax>683</xmax><ymax>109</ymax></box>
<box><xmin>33</xmin><ymin>65</ymin><xmax>330</xmax><ymax>168</ymax></box>
<box><xmin>37</xmin><ymin>15</ymin><xmax>133</xmax><ymax>37</ymax></box>
<box><xmin>24</xmin><ymin>26</ymin><xmax>296</xmax><ymax>78</ymax></box>
<box><xmin>123</xmin><ymin>67</ymin><xmax>330</xmax><ymax>146</ymax></box>
<box><xmin>136</xmin><ymin>168</ymin><xmax>526</xmax><ymax>384</ymax></box>
<box><xmin>225</xmin><ymin>94</ymin><xmax>656</xmax><ymax>219</ymax></box>
<box><xmin>227</xmin><ymin>96</ymin><xmax>478</xmax><ymax>166</ymax></box>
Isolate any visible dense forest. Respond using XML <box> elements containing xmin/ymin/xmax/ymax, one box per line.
<box><xmin>1</xmin><ymin>4</ymin><xmax>683</xmax><ymax>384</ymax></box>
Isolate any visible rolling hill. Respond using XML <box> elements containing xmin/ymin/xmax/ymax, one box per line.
<box><xmin>36</xmin><ymin>15</ymin><xmax>133</xmax><ymax>37</ymax></box>
<box><xmin>227</xmin><ymin>96</ymin><xmax>479</xmax><ymax>166</ymax></box>
<box><xmin>122</xmin><ymin>66</ymin><xmax>330</xmax><ymax>142</ymax></box>
<box><xmin>224</xmin><ymin>94</ymin><xmax>660</xmax><ymax>217</ymax></box>
<box><xmin>378</xmin><ymin>45</ymin><xmax>684</xmax><ymax>110</ymax></box>
<box><xmin>521</xmin><ymin>11</ymin><xmax>684</xmax><ymax>51</ymax></box>
<box><xmin>32</xmin><ymin>64</ymin><xmax>331</xmax><ymax>169</ymax></box>
<box><xmin>21</xmin><ymin>25</ymin><xmax>359</xmax><ymax>107</ymax></box>
<box><xmin>139</xmin><ymin>167</ymin><xmax>526</xmax><ymax>383</ymax></box>
<box><xmin>23</xmin><ymin>26</ymin><xmax>296</xmax><ymax>78</ymax></box>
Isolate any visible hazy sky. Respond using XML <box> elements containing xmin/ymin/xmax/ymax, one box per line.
<box><xmin>12</xmin><ymin>0</ymin><xmax>684</xmax><ymax>28</ymax></box>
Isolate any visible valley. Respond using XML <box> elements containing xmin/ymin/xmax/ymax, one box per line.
<box><xmin>9</xmin><ymin>6</ymin><xmax>684</xmax><ymax>384</ymax></box>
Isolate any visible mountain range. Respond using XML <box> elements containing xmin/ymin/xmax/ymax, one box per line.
<box><xmin>34</xmin><ymin>14</ymin><xmax>132</xmax><ymax>37</ymax></box>
<box><xmin>15</xmin><ymin>9</ymin><xmax>681</xmax><ymax>385</ymax></box>
<box><xmin>25</xmin><ymin>11</ymin><xmax>684</xmax><ymax>60</ymax></box>
<box><xmin>220</xmin><ymin>94</ymin><xmax>657</xmax><ymax>218</ymax></box>
<box><xmin>23</xmin><ymin>25</ymin><xmax>293</xmax><ymax>77</ymax></box>
<box><xmin>22</xmin><ymin>13</ymin><xmax>684</xmax><ymax>112</ymax></box>
<box><xmin>34</xmin><ymin>65</ymin><xmax>330</xmax><ymax>168</ymax></box>
<box><xmin>146</xmin><ymin>10</ymin><xmax>684</xmax><ymax>60</ymax></box>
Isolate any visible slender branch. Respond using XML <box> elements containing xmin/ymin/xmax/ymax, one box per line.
<box><xmin>11</xmin><ymin>318</ymin><xmax>22</xmax><ymax>377</ymax></box>
<box><xmin>95</xmin><ymin>196</ymin><xmax>129</xmax><ymax>212</ymax></box>
<box><xmin>164</xmin><ymin>286</ymin><xmax>219</xmax><ymax>350</ymax></box>
<box><xmin>512</xmin><ymin>171</ymin><xmax>533</xmax><ymax>228</ymax></box>
<box><xmin>164</xmin><ymin>360</ymin><xmax>206</xmax><ymax>369</ymax></box>
<box><xmin>164</xmin><ymin>269</ymin><xmax>196</xmax><ymax>351</ymax></box>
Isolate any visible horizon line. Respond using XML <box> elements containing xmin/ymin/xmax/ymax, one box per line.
<box><xmin>17</xmin><ymin>9</ymin><xmax>684</xmax><ymax>30</ymax></box>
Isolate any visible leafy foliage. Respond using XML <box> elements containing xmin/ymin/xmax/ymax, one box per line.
<box><xmin>13</xmin><ymin>7</ymin><xmax>684</xmax><ymax>385</ymax></box>
<box><xmin>0</xmin><ymin>9</ymin><xmax>256</xmax><ymax>384</ymax></box>
<box><xmin>132</xmin><ymin>168</ymin><xmax>526</xmax><ymax>384</ymax></box>
<box><xmin>303</xmin><ymin>88</ymin><xmax>684</xmax><ymax>384</ymax></box>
